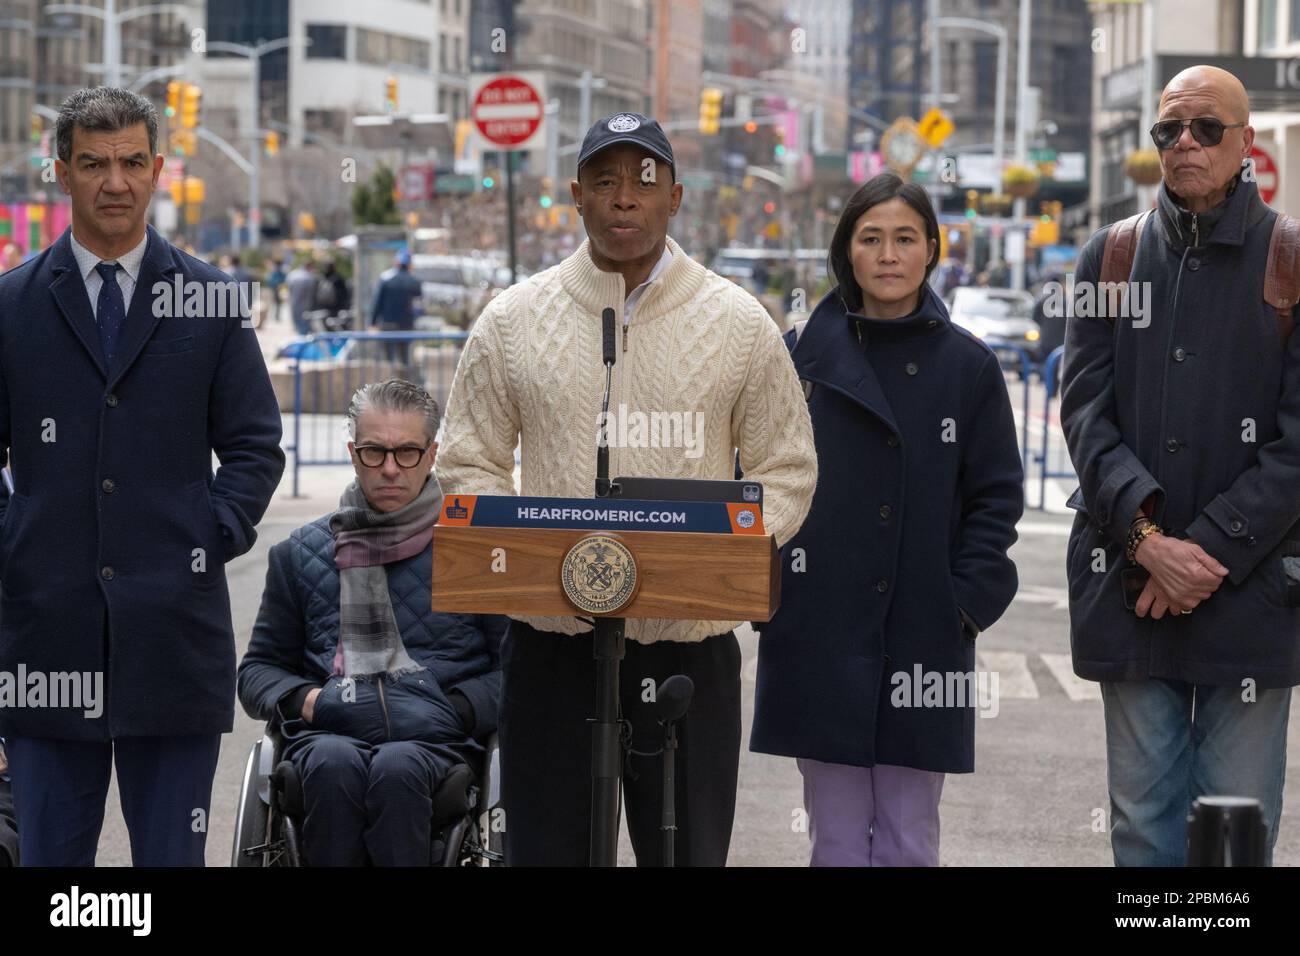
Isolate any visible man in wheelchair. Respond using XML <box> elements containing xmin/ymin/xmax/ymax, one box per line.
<box><xmin>238</xmin><ymin>380</ymin><xmax>505</xmax><ymax>866</ymax></box>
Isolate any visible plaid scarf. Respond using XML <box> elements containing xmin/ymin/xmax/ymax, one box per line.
<box><xmin>328</xmin><ymin>473</ymin><xmax>443</xmax><ymax>678</ymax></box>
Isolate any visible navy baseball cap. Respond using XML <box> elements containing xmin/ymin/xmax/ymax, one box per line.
<box><xmin>576</xmin><ymin>112</ymin><xmax>675</xmax><ymax>179</ymax></box>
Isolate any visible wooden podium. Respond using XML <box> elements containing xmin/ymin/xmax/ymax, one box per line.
<box><xmin>430</xmin><ymin>490</ymin><xmax>780</xmax><ymax>865</ymax></box>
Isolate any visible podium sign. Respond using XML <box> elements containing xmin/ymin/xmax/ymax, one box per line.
<box><xmin>431</xmin><ymin>494</ymin><xmax>780</xmax><ymax>621</ymax></box>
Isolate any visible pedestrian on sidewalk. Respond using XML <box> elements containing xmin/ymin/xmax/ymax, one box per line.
<box><xmin>370</xmin><ymin>249</ymin><xmax>423</xmax><ymax>382</ymax></box>
<box><xmin>266</xmin><ymin>255</ymin><xmax>287</xmax><ymax>322</ymax></box>
<box><xmin>1061</xmin><ymin>65</ymin><xmax>1300</xmax><ymax>866</ymax></box>
<box><xmin>286</xmin><ymin>257</ymin><xmax>318</xmax><ymax>335</ymax></box>
<box><xmin>751</xmin><ymin>172</ymin><xmax>1024</xmax><ymax>867</ymax></box>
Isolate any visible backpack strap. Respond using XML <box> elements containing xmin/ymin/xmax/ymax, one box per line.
<box><xmin>1099</xmin><ymin>209</ymin><xmax>1152</xmax><ymax>290</ymax></box>
<box><xmin>1265</xmin><ymin>212</ymin><xmax>1300</xmax><ymax>348</ymax></box>
<box><xmin>1097</xmin><ymin>210</ymin><xmax>1150</xmax><ymax>329</ymax></box>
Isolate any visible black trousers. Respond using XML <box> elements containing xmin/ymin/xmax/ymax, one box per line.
<box><xmin>284</xmin><ymin>728</ymin><xmax>461</xmax><ymax>867</ymax></box>
<box><xmin>499</xmin><ymin>620</ymin><xmax>741</xmax><ymax>866</ymax></box>
<box><xmin>6</xmin><ymin>734</ymin><xmax>221</xmax><ymax>866</ymax></box>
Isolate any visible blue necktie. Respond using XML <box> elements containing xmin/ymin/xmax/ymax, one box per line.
<box><xmin>95</xmin><ymin>261</ymin><xmax>125</xmax><ymax>362</ymax></box>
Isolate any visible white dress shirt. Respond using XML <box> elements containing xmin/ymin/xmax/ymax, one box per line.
<box><xmin>623</xmin><ymin>245</ymin><xmax>674</xmax><ymax>326</ymax></box>
<box><xmin>69</xmin><ymin>230</ymin><xmax>148</xmax><ymax>320</ymax></box>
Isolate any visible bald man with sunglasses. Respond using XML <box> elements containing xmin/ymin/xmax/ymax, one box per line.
<box><xmin>1061</xmin><ymin>66</ymin><xmax>1299</xmax><ymax>865</ymax></box>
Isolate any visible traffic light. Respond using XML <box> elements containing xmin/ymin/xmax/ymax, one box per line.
<box><xmin>773</xmin><ymin>125</ymin><xmax>786</xmax><ymax>160</ymax></box>
<box><xmin>165</xmin><ymin>81</ymin><xmax>181</xmax><ymax>119</ymax></box>
<box><xmin>1033</xmin><ymin>199</ymin><xmax>1062</xmax><ymax>246</ymax></box>
<box><xmin>744</xmin><ymin>120</ymin><xmax>758</xmax><ymax>134</ymax></box>
<box><xmin>385</xmin><ymin>75</ymin><xmax>398</xmax><ymax>112</ymax></box>
<box><xmin>172</xmin><ymin>128</ymin><xmax>196</xmax><ymax>157</ymax></box>
<box><xmin>540</xmin><ymin>176</ymin><xmax>553</xmax><ymax>209</ymax></box>
<box><xmin>763</xmin><ymin>200</ymin><xmax>776</xmax><ymax>215</ymax></box>
<box><xmin>180</xmin><ymin>84</ymin><xmax>201</xmax><ymax>129</ymax></box>
<box><xmin>698</xmin><ymin>87</ymin><xmax>723</xmax><ymax>135</ymax></box>
<box><xmin>29</xmin><ymin>113</ymin><xmax>41</xmax><ymax>143</ymax></box>
<box><xmin>264</xmin><ymin>130</ymin><xmax>279</xmax><ymax>157</ymax></box>
<box><xmin>965</xmin><ymin>189</ymin><xmax>979</xmax><ymax>220</ymax></box>
<box><xmin>168</xmin><ymin>176</ymin><xmax>204</xmax><ymax>206</ymax></box>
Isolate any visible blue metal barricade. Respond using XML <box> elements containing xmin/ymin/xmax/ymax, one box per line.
<box><xmin>1034</xmin><ymin>345</ymin><xmax>1075</xmax><ymax>510</ymax></box>
<box><xmin>287</xmin><ymin>330</ymin><xmax>469</xmax><ymax>496</ymax></box>
<box><xmin>982</xmin><ymin>340</ymin><xmax>1034</xmax><ymax>481</ymax></box>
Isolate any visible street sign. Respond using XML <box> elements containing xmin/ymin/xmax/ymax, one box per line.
<box><xmin>434</xmin><ymin>173</ymin><xmax>477</xmax><ymax>195</ymax></box>
<box><xmin>470</xmin><ymin>72</ymin><xmax>546</xmax><ymax>151</ymax></box>
<box><xmin>917</xmin><ymin>108</ymin><xmax>955</xmax><ymax>149</ymax></box>
<box><xmin>1249</xmin><ymin>142</ymin><xmax>1279</xmax><ymax>206</ymax></box>
<box><xmin>398</xmin><ymin>164</ymin><xmax>433</xmax><ymax>203</ymax></box>
<box><xmin>1005</xmin><ymin>229</ymin><xmax>1026</xmax><ymax>264</ymax></box>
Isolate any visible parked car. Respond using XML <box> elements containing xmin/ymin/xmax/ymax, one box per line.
<box><xmin>410</xmin><ymin>255</ymin><xmax>485</xmax><ymax>323</ymax></box>
<box><xmin>946</xmin><ymin>286</ymin><xmax>1043</xmax><ymax>368</ymax></box>
<box><xmin>710</xmin><ymin>247</ymin><xmax>827</xmax><ymax>296</ymax></box>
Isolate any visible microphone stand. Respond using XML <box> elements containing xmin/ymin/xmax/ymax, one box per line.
<box><xmin>660</xmin><ymin>709</ymin><xmax>682</xmax><ymax>867</ymax></box>
<box><xmin>654</xmin><ymin>674</ymin><xmax>694</xmax><ymax>868</ymax></box>
<box><xmin>591</xmin><ymin>307</ymin><xmax>624</xmax><ymax>866</ymax></box>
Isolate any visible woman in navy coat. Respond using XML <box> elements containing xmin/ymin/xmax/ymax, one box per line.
<box><xmin>751</xmin><ymin>174</ymin><xmax>1023</xmax><ymax>866</ymax></box>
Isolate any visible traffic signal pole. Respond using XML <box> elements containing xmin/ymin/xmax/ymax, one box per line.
<box><xmin>506</xmin><ymin>149</ymin><xmax>518</xmax><ymax>284</ymax></box>
<box><xmin>178</xmin><ymin>157</ymin><xmax>187</xmax><ymax>246</ymax></box>
<box><xmin>249</xmin><ymin>49</ymin><xmax>261</xmax><ymax>251</ymax></box>
<box><xmin>204</xmin><ymin>36</ymin><xmax>300</xmax><ymax>251</ymax></box>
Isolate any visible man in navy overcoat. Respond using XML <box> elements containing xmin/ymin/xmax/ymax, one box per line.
<box><xmin>0</xmin><ymin>87</ymin><xmax>284</xmax><ymax>865</ymax></box>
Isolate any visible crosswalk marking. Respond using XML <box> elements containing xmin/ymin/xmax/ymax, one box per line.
<box><xmin>976</xmin><ymin>650</ymin><xmax>1040</xmax><ymax>699</ymax></box>
<box><xmin>1013</xmin><ymin>584</ymin><xmax>1071</xmax><ymax>610</ymax></box>
<box><xmin>1017</xmin><ymin>521</ymin><xmax>1072</xmax><ymax>537</ymax></box>
<box><xmin>740</xmin><ymin>641</ymin><xmax>1101</xmax><ymax>704</ymax></box>
<box><xmin>1039</xmin><ymin>652</ymin><xmax>1103</xmax><ymax>701</ymax></box>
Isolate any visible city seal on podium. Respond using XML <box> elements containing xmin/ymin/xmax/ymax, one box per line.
<box><xmin>560</xmin><ymin>534</ymin><xmax>638</xmax><ymax>615</ymax></box>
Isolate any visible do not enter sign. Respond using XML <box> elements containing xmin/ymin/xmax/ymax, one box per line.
<box><xmin>471</xmin><ymin>72</ymin><xmax>546</xmax><ymax>150</ymax></box>
<box><xmin>1249</xmin><ymin>143</ymin><xmax>1279</xmax><ymax>206</ymax></box>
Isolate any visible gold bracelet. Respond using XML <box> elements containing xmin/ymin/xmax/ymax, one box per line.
<box><xmin>1126</xmin><ymin>520</ymin><xmax>1161</xmax><ymax>564</ymax></box>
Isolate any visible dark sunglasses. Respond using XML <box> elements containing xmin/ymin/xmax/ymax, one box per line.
<box><xmin>354</xmin><ymin>442</ymin><xmax>431</xmax><ymax>468</ymax></box>
<box><xmin>1149</xmin><ymin>117</ymin><xmax>1245</xmax><ymax>150</ymax></box>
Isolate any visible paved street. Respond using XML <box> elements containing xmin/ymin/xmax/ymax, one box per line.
<box><xmin>83</xmin><ymin>391</ymin><xmax>1300</xmax><ymax>866</ymax></box>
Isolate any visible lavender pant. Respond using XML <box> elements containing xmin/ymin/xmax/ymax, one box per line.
<box><xmin>797</xmin><ymin>758</ymin><xmax>945</xmax><ymax>866</ymax></box>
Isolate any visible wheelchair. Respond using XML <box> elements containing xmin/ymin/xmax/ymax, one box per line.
<box><xmin>231</xmin><ymin>725</ymin><xmax>503</xmax><ymax>867</ymax></box>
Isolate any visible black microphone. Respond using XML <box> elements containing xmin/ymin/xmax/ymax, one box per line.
<box><xmin>596</xmin><ymin>307</ymin><xmax>617</xmax><ymax>497</ymax></box>
<box><xmin>653</xmin><ymin>675</ymin><xmax>694</xmax><ymax>724</ymax></box>
<box><xmin>602</xmin><ymin>306</ymin><xmax>617</xmax><ymax>366</ymax></box>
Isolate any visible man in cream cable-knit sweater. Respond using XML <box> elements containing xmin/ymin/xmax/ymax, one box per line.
<box><xmin>437</xmin><ymin>113</ymin><xmax>816</xmax><ymax>866</ymax></box>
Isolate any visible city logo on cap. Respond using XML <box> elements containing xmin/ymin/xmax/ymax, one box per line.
<box><xmin>607</xmin><ymin>114</ymin><xmax>641</xmax><ymax>133</ymax></box>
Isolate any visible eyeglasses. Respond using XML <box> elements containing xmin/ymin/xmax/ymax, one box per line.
<box><xmin>1149</xmin><ymin>117</ymin><xmax>1245</xmax><ymax>150</ymax></box>
<box><xmin>354</xmin><ymin>443</ymin><xmax>431</xmax><ymax>468</ymax></box>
